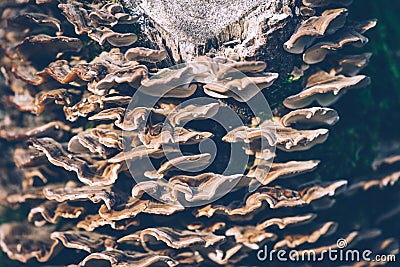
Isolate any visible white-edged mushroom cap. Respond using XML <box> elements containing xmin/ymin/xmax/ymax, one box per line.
<box><xmin>283</xmin><ymin>71</ymin><xmax>371</xmax><ymax>109</ymax></box>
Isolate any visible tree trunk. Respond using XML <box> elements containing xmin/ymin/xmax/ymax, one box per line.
<box><xmin>123</xmin><ymin>0</ymin><xmax>300</xmax><ymax>70</ymax></box>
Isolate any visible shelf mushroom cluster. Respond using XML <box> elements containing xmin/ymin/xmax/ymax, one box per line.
<box><xmin>0</xmin><ymin>0</ymin><xmax>398</xmax><ymax>267</ymax></box>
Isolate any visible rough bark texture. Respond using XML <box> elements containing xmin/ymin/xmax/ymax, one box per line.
<box><xmin>123</xmin><ymin>0</ymin><xmax>300</xmax><ymax>71</ymax></box>
<box><xmin>122</xmin><ymin>0</ymin><xmax>303</xmax><ymax>110</ymax></box>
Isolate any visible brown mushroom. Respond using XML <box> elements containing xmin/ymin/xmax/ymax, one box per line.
<box><xmin>144</xmin><ymin>153</ymin><xmax>212</xmax><ymax>179</ymax></box>
<box><xmin>30</xmin><ymin>137</ymin><xmax>122</xmax><ymax>186</ymax></box>
<box><xmin>284</xmin><ymin>8</ymin><xmax>348</xmax><ymax>54</ymax></box>
<box><xmin>248</xmin><ymin>160</ymin><xmax>320</xmax><ymax>185</ymax></box>
<box><xmin>274</xmin><ymin>221</ymin><xmax>338</xmax><ymax>249</ymax></box>
<box><xmin>15</xmin><ymin>34</ymin><xmax>82</xmax><ymax>61</ymax></box>
<box><xmin>28</xmin><ymin>201</ymin><xmax>84</xmax><ymax>226</ymax></box>
<box><xmin>98</xmin><ymin>197</ymin><xmax>184</xmax><ymax>220</ymax></box>
<box><xmin>43</xmin><ymin>183</ymin><xmax>117</xmax><ymax>210</ymax></box>
<box><xmin>79</xmin><ymin>249</ymin><xmax>179</xmax><ymax>267</ymax></box>
<box><xmin>125</xmin><ymin>47</ymin><xmax>168</xmax><ymax>62</ymax></box>
<box><xmin>280</xmin><ymin>107</ymin><xmax>339</xmax><ymax>127</ymax></box>
<box><xmin>118</xmin><ymin>227</ymin><xmax>225</xmax><ymax>250</ymax></box>
<box><xmin>0</xmin><ymin>223</ymin><xmax>59</xmax><ymax>263</ymax></box>
<box><xmin>283</xmin><ymin>71</ymin><xmax>371</xmax><ymax>109</ymax></box>
<box><xmin>0</xmin><ymin>1</ymin><xmax>390</xmax><ymax>266</ymax></box>
<box><xmin>51</xmin><ymin>231</ymin><xmax>116</xmax><ymax>253</ymax></box>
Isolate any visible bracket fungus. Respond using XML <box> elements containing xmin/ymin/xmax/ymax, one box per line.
<box><xmin>283</xmin><ymin>71</ymin><xmax>371</xmax><ymax>109</ymax></box>
<box><xmin>0</xmin><ymin>0</ymin><xmax>398</xmax><ymax>267</ymax></box>
<box><xmin>283</xmin><ymin>8</ymin><xmax>348</xmax><ymax>54</ymax></box>
<box><xmin>280</xmin><ymin>107</ymin><xmax>339</xmax><ymax>127</ymax></box>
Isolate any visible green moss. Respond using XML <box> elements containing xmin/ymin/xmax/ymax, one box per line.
<box><xmin>307</xmin><ymin>0</ymin><xmax>400</xmax><ymax>181</ymax></box>
<box><xmin>285</xmin><ymin>74</ymin><xmax>301</xmax><ymax>83</ymax></box>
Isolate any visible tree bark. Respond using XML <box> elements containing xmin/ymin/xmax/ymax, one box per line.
<box><xmin>123</xmin><ymin>0</ymin><xmax>300</xmax><ymax>69</ymax></box>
